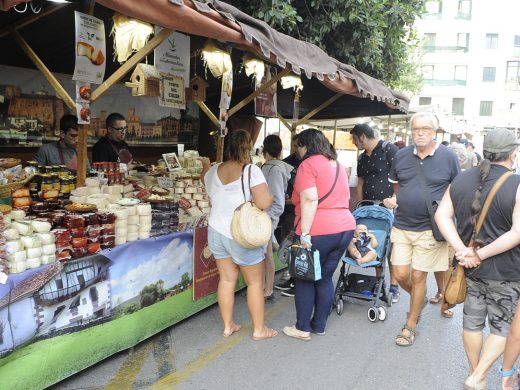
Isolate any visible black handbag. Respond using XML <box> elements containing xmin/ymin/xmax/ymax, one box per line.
<box><xmin>289</xmin><ymin>244</ymin><xmax>321</xmax><ymax>281</ymax></box>
<box><xmin>415</xmin><ymin>160</ymin><xmax>445</xmax><ymax>241</ymax></box>
<box><xmin>277</xmin><ymin>163</ymin><xmax>341</xmax><ymax>263</ymax></box>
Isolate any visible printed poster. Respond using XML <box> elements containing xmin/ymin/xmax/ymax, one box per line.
<box><xmin>72</xmin><ymin>11</ymin><xmax>106</xmax><ymax>84</ymax></box>
<box><xmin>193</xmin><ymin>226</ymin><xmax>219</xmax><ymax>300</ymax></box>
<box><xmin>255</xmin><ymin>66</ymin><xmax>277</xmax><ymax>117</ymax></box>
<box><xmin>154</xmin><ymin>29</ymin><xmax>190</xmax><ymax>84</ymax></box>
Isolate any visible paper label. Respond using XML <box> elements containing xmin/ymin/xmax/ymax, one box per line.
<box><xmin>157</xmin><ymin>177</ymin><xmax>174</xmax><ymax>188</ymax></box>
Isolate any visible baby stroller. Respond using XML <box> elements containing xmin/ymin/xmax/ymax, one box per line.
<box><xmin>333</xmin><ymin>201</ymin><xmax>394</xmax><ymax>322</ymax></box>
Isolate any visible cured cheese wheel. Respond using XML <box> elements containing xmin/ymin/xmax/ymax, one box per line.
<box><xmin>137</xmin><ymin>203</ymin><xmax>152</xmax><ymax>216</ymax></box>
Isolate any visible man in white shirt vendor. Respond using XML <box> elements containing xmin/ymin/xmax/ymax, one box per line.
<box><xmin>35</xmin><ymin>114</ymin><xmax>90</xmax><ymax>171</ymax></box>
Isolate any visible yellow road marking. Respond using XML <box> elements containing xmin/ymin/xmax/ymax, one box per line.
<box><xmin>147</xmin><ymin>298</ymin><xmax>292</xmax><ymax>390</ymax></box>
<box><xmin>104</xmin><ymin>342</ymin><xmax>155</xmax><ymax>390</ymax></box>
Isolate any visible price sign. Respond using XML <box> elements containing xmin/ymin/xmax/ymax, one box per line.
<box><xmin>157</xmin><ymin>177</ymin><xmax>174</xmax><ymax>188</ymax></box>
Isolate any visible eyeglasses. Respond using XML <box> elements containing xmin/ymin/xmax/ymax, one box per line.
<box><xmin>111</xmin><ymin>126</ymin><xmax>128</xmax><ymax>133</ymax></box>
<box><xmin>412</xmin><ymin>126</ymin><xmax>434</xmax><ymax>133</ymax></box>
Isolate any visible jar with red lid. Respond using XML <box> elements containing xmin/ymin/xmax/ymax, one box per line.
<box><xmin>101</xmin><ymin>223</ymin><xmax>115</xmax><ymax>236</ymax></box>
<box><xmin>70</xmin><ymin>227</ymin><xmax>86</xmax><ymax>239</ymax></box>
<box><xmin>52</xmin><ymin>229</ymin><xmax>71</xmax><ymax>244</ymax></box>
<box><xmin>97</xmin><ymin>212</ymin><xmax>115</xmax><ymax>224</ymax></box>
<box><xmin>83</xmin><ymin>213</ymin><xmax>100</xmax><ymax>225</ymax></box>
<box><xmin>71</xmin><ymin>246</ymin><xmax>88</xmax><ymax>258</ymax></box>
<box><xmin>100</xmin><ymin>235</ymin><xmax>115</xmax><ymax>249</ymax></box>
<box><xmin>71</xmin><ymin>236</ymin><xmax>88</xmax><ymax>248</ymax></box>
<box><xmin>64</xmin><ymin>214</ymin><xmax>85</xmax><ymax>228</ymax></box>
<box><xmin>87</xmin><ymin>242</ymin><xmax>101</xmax><ymax>253</ymax></box>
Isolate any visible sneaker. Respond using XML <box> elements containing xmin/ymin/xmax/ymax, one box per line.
<box><xmin>281</xmin><ymin>287</ymin><xmax>295</xmax><ymax>297</ymax></box>
<box><xmin>389</xmin><ymin>285</ymin><xmax>400</xmax><ymax>303</ymax></box>
<box><xmin>280</xmin><ymin>271</ymin><xmax>291</xmax><ymax>281</ymax></box>
<box><xmin>275</xmin><ymin>279</ymin><xmax>294</xmax><ymax>291</ymax></box>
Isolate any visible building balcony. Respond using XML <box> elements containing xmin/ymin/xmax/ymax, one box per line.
<box><xmin>422</xmin><ymin>45</ymin><xmax>468</xmax><ymax>53</ymax></box>
<box><xmin>423</xmin><ymin>79</ymin><xmax>467</xmax><ymax>87</ymax></box>
<box><xmin>506</xmin><ymin>79</ymin><xmax>520</xmax><ymax>91</ymax></box>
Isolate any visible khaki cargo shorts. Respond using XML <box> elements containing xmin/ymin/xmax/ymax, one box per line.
<box><xmin>390</xmin><ymin>227</ymin><xmax>449</xmax><ymax>272</ymax></box>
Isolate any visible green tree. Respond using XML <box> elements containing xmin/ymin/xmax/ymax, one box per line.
<box><xmin>228</xmin><ymin>0</ymin><xmax>426</xmax><ymax>93</ymax></box>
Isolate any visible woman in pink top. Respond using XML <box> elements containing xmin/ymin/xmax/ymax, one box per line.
<box><xmin>283</xmin><ymin>129</ymin><xmax>355</xmax><ymax>341</ymax></box>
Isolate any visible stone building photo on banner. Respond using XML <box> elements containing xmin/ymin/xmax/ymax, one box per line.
<box><xmin>0</xmin><ymin>65</ymin><xmax>200</xmax><ymax>149</ymax></box>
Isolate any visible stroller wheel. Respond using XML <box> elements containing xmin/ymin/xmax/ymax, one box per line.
<box><xmin>387</xmin><ymin>292</ymin><xmax>394</xmax><ymax>308</ymax></box>
<box><xmin>335</xmin><ymin>296</ymin><xmax>344</xmax><ymax>315</ymax></box>
<box><xmin>378</xmin><ymin>306</ymin><xmax>387</xmax><ymax>321</ymax></box>
<box><xmin>367</xmin><ymin>306</ymin><xmax>379</xmax><ymax>322</ymax></box>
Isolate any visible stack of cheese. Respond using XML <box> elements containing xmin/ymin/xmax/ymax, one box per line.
<box><xmin>5</xmin><ymin>210</ymin><xmax>56</xmax><ymax>273</ymax></box>
<box><xmin>109</xmin><ymin>203</ymin><xmax>152</xmax><ymax>244</ymax></box>
<box><xmin>172</xmin><ymin>178</ymin><xmax>211</xmax><ymax>220</ymax></box>
<box><xmin>70</xmin><ymin>181</ymin><xmax>128</xmax><ymax>208</ymax></box>
<box><xmin>137</xmin><ymin>203</ymin><xmax>152</xmax><ymax>240</ymax></box>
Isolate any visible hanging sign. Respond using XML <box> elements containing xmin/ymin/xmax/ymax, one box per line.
<box><xmin>255</xmin><ymin>66</ymin><xmax>277</xmax><ymax>118</ymax></box>
<box><xmin>159</xmin><ymin>74</ymin><xmax>186</xmax><ymax>109</ymax></box>
<box><xmin>73</xmin><ymin>11</ymin><xmax>106</xmax><ymax>84</ymax></box>
<box><xmin>154</xmin><ymin>29</ymin><xmax>190</xmax><ymax>85</ymax></box>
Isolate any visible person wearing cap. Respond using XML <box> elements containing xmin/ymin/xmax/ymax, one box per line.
<box><xmin>435</xmin><ymin>128</ymin><xmax>520</xmax><ymax>390</ymax></box>
<box><xmin>460</xmin><ymin>138</ymin><xmax>478</xmax><ymax>169</ymax></box>
<box><xmin>34</xmin><ymin>114</ymin><xmax>90</xmax><ymax>171</ymax></box>
<box><xmin>92</xmin><ymin>112</ymin><xmax>133</xmax><ymax>163</ymax></box>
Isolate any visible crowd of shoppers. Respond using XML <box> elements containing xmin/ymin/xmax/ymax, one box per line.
<box><xmin>202</xmin><ymin>117</ymin><xmax>520</xmax><ymax>390</ymax></box>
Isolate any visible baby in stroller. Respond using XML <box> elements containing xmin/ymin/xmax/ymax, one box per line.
<box><xmin>347</xmin><ymin>224</ymin><xmax>379</xmax><ymax>265</ymax></box>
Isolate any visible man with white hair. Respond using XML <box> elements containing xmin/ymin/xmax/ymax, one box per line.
<box><xmin>383</xmin><ymin>112</ymin><xmax>460</xmax><ymax>346</ymax></box>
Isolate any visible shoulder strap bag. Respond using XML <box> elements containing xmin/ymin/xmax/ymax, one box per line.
<box><xmin>415</xmin><ymin>159</ymin><xmax>446</xmax><ymax>241</ymax></box>
<box><xmin>231</xmin><ymin>164</ymin><xmax>273</xmax><ymax>249</ymax></box>
<box><xmin>444</xmin><ymin>171</ymin><xmax>513</xmax><ymax>305</ymax></box>
<box><xmin>278</xmin><ymin>162</ymin><xmax>340</xmax><ymax>264</ymax></box>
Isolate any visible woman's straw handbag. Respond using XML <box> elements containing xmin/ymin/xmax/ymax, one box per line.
<box><xmin>444</xmin><ymin>171</ymin><xmax>512</xmax><ymax>305</ymax></box>
<box><xmin>231</xmin><ymin>165</ymin><xmax>272</xmax><ymax>249</ymax></box>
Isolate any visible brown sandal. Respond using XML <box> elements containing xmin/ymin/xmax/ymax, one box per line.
<box><xmin>429</xmin><ymin>292</ymin><xmax>443</xmax><ymax>304</ymax></box>
<box><xmin>395</xmin><ymin>325</ymin><xmax>417</xmax><ymax>347</ymax></box>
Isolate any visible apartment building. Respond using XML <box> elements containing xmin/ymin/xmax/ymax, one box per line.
<box><xmin>411</xmin><ymin>0</ymin><xmax>520</xmax><ymax>137</ymax></box>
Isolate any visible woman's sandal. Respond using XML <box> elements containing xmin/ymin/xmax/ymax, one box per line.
<box><xmin>441</xmin><ymin>302</ymin><xmax>456</xmax><ymax>319</ymax></box>
<box><xmin>429</xmin><ymin>292</ymin><xmax>443</xmax><ymax>304</ymax></box>
<box><xmin>252</xmin><ymin>327</ymin><xmax>278</xmax><ymax>341</ymax></box>
<box><xmin>395</xmin><ymin>324</ymin><xmax>417</xmax><ymax>347</ymax></box>
<box><xmin>222</xmin><ymin>323</ymin><xmax>242</xmax><ymax>338</ymax></box>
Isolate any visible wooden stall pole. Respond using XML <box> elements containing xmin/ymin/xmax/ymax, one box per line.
<box><xmin>195</xmin><ymin>101</ymin><xmax>220</xmax><ymax>127</ymax></box>
<box><xmin>332</xmin><ymin>119</ymin><xmax>337</xmax><ymax>148</ymax></box>
<box><xmin>10</xmin><ymin>29</ymin><xmax>75</xmax><ymax>111</ymax></box>
<box><xmin>291</xmin><ymin>93</ymin><xmax>343</xmax><ymax>129</ymax></box>
<box><xmin>216</xmin><ymin>137</ymin><xmax>225</xmax><ymax>163</ymax></box>
<box><xmin>276</xmin><ymin>112</ymin><xmax>292</xmax><ymax>132</ymax></box>
<box><xmin>75</xmin><ymin>0</ymin><xmax>97</xmax><ymax>187</ymax></box>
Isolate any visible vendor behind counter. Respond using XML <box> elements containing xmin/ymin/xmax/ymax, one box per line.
<box><xmin>92</xmin><ymin>112</ymin><xmax>133</xmax><ymax>164</ymax></box>
<box><xmin>34</xmin><ymin>114</ymin><xmax>91</xmax><ymax>172</ymax></box>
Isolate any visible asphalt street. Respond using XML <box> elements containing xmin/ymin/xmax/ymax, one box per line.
<box><xmin>51</xmin><ymin>268</ymin><xmax>506</xmax><ymax>390</ymax></box>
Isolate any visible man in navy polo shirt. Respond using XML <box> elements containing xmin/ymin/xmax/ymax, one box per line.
<box><xmin>351</xmin><ymin>123</ymin><xmax>401</xmax><ymax>302</ymax></box>
<box><xmin>384</xmin><ymin>112</ymin><xmax>460</xmax><ymax>346</ymax></box>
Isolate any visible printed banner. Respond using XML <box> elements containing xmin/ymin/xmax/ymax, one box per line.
<box><xmin>193</xmin><ymin>226</ymin><xmax>219</xmax><ymax>300</ymax></box>
<box><xmin>73</xmin><ymin>11</ymin><xmax>106</xmax><ymax>84</ymax></box>
<box><xmin>154</xmin><ymin>29</ymin><xmax>190</xmax><ymax>84</ymax></box>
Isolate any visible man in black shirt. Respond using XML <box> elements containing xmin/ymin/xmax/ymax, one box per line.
<box><xmin>351</xmin><ymin>123</ymin><xmax>400</xmax><ymax>302</ymax></box>
<box><xmin>92</xmin><ymin>112</ymin><xmax>133</xmax><ymax>163</ymax></box>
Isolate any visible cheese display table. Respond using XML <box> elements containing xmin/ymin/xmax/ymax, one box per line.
<box><xmin>0</xmin><ymin>227</ymin><xmax>224</xmax><ymax>390</ymax></box>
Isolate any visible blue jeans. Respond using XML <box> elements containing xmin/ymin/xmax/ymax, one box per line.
<box><xmin>294</xmin><ymin>230</ymin><xmax>354</xmax><ymax>333</ymax></box>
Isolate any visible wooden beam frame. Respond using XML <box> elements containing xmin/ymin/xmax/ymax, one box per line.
<box><xmin>90</xmin><ymin>28</ymin><xmax>172</xmax><ymax>102</ymax></box>
<box><xmin>227</xmin><ymin>68</ymin><xmax>290</xmax><ymax>117</ymax></box>
<box><xmin>195</xmin><ymin>101</ymin><xmax>219</xmax><ymax>127</ymax></box>
<box><xmin>0</xmin><ymin>4</ymin><xmax>64</xmax><ymax>39</ymax></box>
<box><xmin>10</xmin><ymin>28</ymin><xmax>76</xmax><ymax>111</ymax></box>
<box><xmin>291</xmin><ymin>93</ymin><xmax>343</xmax><ymax>129</ymax></box>
<box><xmin>276</xmin><ymin>112</ymin><xmax>292</xmax><ymax>131</ymax></box>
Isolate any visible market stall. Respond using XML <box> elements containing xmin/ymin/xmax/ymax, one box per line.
<box><xmin>0</xmin><ymin>1</ymin><xmax>409</xmax><ymax>388</ymax></box>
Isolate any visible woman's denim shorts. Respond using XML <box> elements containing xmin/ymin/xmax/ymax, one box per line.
<box><xmin>208</xmin><ymin>226</ymin><xmax>265</xmax><ymax>266</ymax></box>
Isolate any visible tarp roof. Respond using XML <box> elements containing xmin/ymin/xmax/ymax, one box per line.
<box><xmin>1</xmin><ymin>0</ymin><xmax>409</xmax><ymax>120</ymax></box>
